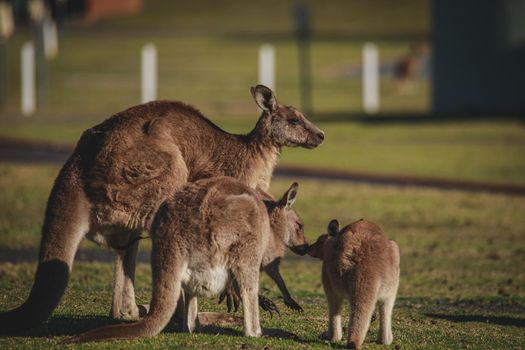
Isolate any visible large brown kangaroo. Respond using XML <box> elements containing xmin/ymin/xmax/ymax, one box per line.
<box><xmin>0</xmin><ymin>85</ymin><xmax>324</xmax><ymax>334</ymax></box>
<box><xmin>70</xmin><ymin>177</ymin><xmax>307</xmax><ymax>342</ymax></box>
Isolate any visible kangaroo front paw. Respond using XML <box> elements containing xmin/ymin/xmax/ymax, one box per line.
<box><xmin>219</xmin><ymin>285</ymin><xmax>241</xmax><ymax>313</ymax></box>
<box><xmin>258</xmin><ymin>294</ymin><xmax>280</xmax><ymax>318</ymax></box>
<box><xmin>284</xmin><ymin>297</ymin><xmax>303</xmax><ymax>312</ymax></box>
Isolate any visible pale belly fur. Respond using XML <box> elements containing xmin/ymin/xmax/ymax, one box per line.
<box><xmin>181</xmin><ymin>266</ymin><xmax>230</xmax><ymax>298</ymax></box>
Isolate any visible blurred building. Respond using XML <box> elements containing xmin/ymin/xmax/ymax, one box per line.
<box><xmin>82</xmin><ymin>0</ymin><xmax>142</xmax><ymax>22</ymax></box>
<box><xmin>433</xmin><ymin>0</ymin><xmax>525</xmax><ymax>115</ymax></box>
<box><xmin>10</xmin><ymin>0</ymin><xmax>143</xmax><ymax>23</ymax></box>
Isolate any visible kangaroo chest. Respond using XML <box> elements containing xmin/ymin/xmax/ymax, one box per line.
<box><xmin>181</xmin><ymin>266</ymin><xmax>230</xmax><ymax>298</ymax></box>
<box><xmin>244</xmin><ymin>151</ymin><xmax>279</xmax><ymax>190</ymax></box>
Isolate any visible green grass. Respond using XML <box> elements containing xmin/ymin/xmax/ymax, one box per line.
<box><xmin>1</xmin><ymin>163</ymin><xmax>524</xmax><ymax>349</ymax></box>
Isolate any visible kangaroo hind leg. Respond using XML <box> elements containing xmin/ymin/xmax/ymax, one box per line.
<box><xmin>71</xmin><ymin>241</ymin><xmax>188</xmax><ymax>342</ymax></box>
<box><xmin>378</xmin><ymin>283</ymin><xmax>398</xmax><ymax>345</ymax></box>
<box><xmin>235</xmin><ymin>267</ymin><xmax>262</xmax><ymax>337</ymax></box>
<box><xmin>183</xmin><ymin>292</ymin><xmax>199</xmax><ymax>333</ymax></box>
<box><xmin>347</xmin><ymin>284</ymin><xmax>379</xmax><ymax>350</ymax></box>
<box><xmin>111</xmin><ymin>235</ymin><xmax>147</xmax><ymax>320</ymax></box>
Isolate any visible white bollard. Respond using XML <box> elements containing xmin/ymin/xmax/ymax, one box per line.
<box><xmin>258</xmin><ymin>44</ymin><xmax>275</xmax><ymax>90</ymax></box>
<box><xmin>21</xmin><ymin>42</ymin><xmax>35</xmax><ymax>116</ymax></box>
<box><xmin>43</xmin><ymin>18</ymin><xmax>58</xmax><ymax>60</ymax></box>
<box><xmin>362</xmin><ymin>42</ymin><xmax>379</xmax><ymax>114</ymax></box>
<box><xmin>141</xmin><ymin>43</ymin><xmax>157</xmax><ymax>103</ymax></box>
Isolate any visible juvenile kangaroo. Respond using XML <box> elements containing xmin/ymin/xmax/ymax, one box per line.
<box><xmin>308</xmin><ymin>219</ymin><xmax>400</xmax><ymax>349</ymax></box>
<box><xmin>0</xmin><ymin>85</ymin><xmax>324</xmax><ymax>334</ymax></box>
<box><xmin>71</xmin><ymin>177</ymin><xmax>307</xmax><ymax>342</ymax></box>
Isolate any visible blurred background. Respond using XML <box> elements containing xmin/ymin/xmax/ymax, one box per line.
<box><xmin>0</xmin><ymin>0</ymin><xmax>524</xmax><ymax>184</ymax></box>
<box><xmin>0</xmin><ymin>1</ymin><xmax>524</xmax><ymax>348</ymax></box>
<box><xmin>0</xmin><ymin>0</ymin><xmax>430</xmax><ymax>121</ymax></box>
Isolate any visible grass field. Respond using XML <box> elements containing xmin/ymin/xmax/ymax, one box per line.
<box><xmin>0</xmin><ymin>163</ymin><xmax>524</xmax><ymax>349</ymax></box>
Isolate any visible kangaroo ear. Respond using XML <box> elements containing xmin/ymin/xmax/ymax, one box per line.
<box><xmin>278</xmin><ymin>182</ymin><xmax>299</xmax><ymax>209</ymax></box>
<box><xmin>328</xmin><ymin>219</ymin><xmax>339</xmax><ymax>236</ymax></box>
<box><xmin>251</xmin><ymin>85</ymin><xmax>277</xmax><ymax>113</ymax></box>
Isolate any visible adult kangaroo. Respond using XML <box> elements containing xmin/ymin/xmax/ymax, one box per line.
<box><xmin>0</xmin><ymin>85</ymin><xmax>324</xmax><ymax>334</ymax></box>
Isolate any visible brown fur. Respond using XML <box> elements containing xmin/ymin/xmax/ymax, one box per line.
<box><xmin>0</xmin><ymin>85</ymin><xmax>323</xmax><ymax>333</ymax></box>
<box><xmin>70</xmin><ymin>177</ymin><xmax>307</xmax><ymax>342</ymax></box>
<box><xmin>308</xmin><ymin>219</ymin><xmax>400</xmax><ymax>349</ymax></box>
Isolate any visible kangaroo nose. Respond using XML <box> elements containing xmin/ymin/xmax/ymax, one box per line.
<box><xmin>317</xmin><ymin>132</ymin><xmax>325</xmax><ymax>141</ymax></box>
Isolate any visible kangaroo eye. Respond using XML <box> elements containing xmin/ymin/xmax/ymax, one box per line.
<box><xmin>289</xmin><ymin>118</ymin><xmax>300</xmax><ymax>125</ymax></box>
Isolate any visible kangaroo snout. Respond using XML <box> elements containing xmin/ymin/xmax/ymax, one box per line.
<box><xmin>290</xmin><ymin>243</ymin><xmax>309</xmax><ymax>256</ymax></box>
<box><xmin>305</xmin><ymin>125</ymin><xmax>325</xmax><ymax>148</ymax></box>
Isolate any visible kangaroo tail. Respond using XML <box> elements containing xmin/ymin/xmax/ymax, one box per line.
<box><xmin>0</xmin><ymin>159</ymin><xmax>89</xmax><ymax>334</ymax></box>
<box><xmin>347</xmin><ymin>283</ymin><xmax>379</xmax><ymax>350</ymax></box>
<box><xmin>70</xmin><ymin>216</ymin><xmax>186</xmax><ymax>343</ymax></box>
<box><xmin>70</xmin><ymin>260</ymin><xmax>186</xmax><ymax>343</ymax></box>
<box><xmin>0</xmin><ymin>260</ymin><xmax>71</xmax><ymax>333</ymax></box>
<box><xmin>70</xmin><ymin>271</ymin><xmax>184</xmax><ymax>343</ymax></box>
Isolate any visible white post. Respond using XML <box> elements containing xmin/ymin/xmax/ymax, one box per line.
<box><xmin>362</xmin><ymin>42</ymin><xmax>379</xmax><ymax>114</ymax></box>
<box><xmin>258</xmin><ymin>44</ymin><xmax>275</xmax><ymax>90</ymax></box>
<box><xmin>21</xmin><ymin>42</ymin><xmax>35</xmax><ymax>116</ymax></box>
<box><xmin>43</xmin><ymin>18</ymin><xmax>58</xmax><ymax>60</ymax></box>
<box><xmin>141</xmin><ymin>43</ymin><xmax>157</xmax><ymax>103</ymax></box>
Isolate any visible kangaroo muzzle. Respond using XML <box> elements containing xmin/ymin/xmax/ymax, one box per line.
<box><xmin>290</xmin><ymin>243</ymin><xmax>309</xmax><ymax>256</ymax></box>
<box><xmin>304</xmin><ymin>123</ymin><xmax>325</xmax><ymax>149</ymax></box>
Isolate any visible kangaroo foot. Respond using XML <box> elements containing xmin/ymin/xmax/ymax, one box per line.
<box><xmin>110</xmin><ymin>303</ymin><xmax>141</xmax><ymax>321</ymax></box>
<box><xmin>319</xmin><ymin>331</ymin><xmax>330</xmax><ymax>340</ymax></box>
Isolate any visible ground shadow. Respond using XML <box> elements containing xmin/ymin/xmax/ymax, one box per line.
<box><xmin>9</xmin><ymin>315</ymin><xmax>305</xmax><ymax>342</ymax></box>
<box><xmin>166</xmin><ymin>312</ymin><xmax>302</xmax><ymax>341</ymax></box>
<box><xmin>426</xmin><ymin>313</ymin><xmax>525</xmax><ymax>328</ymax></box>
<box><xmin>6</xmin><ymin>315</ymin><xmax>121</xmax><ymax>337</ymax></box>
